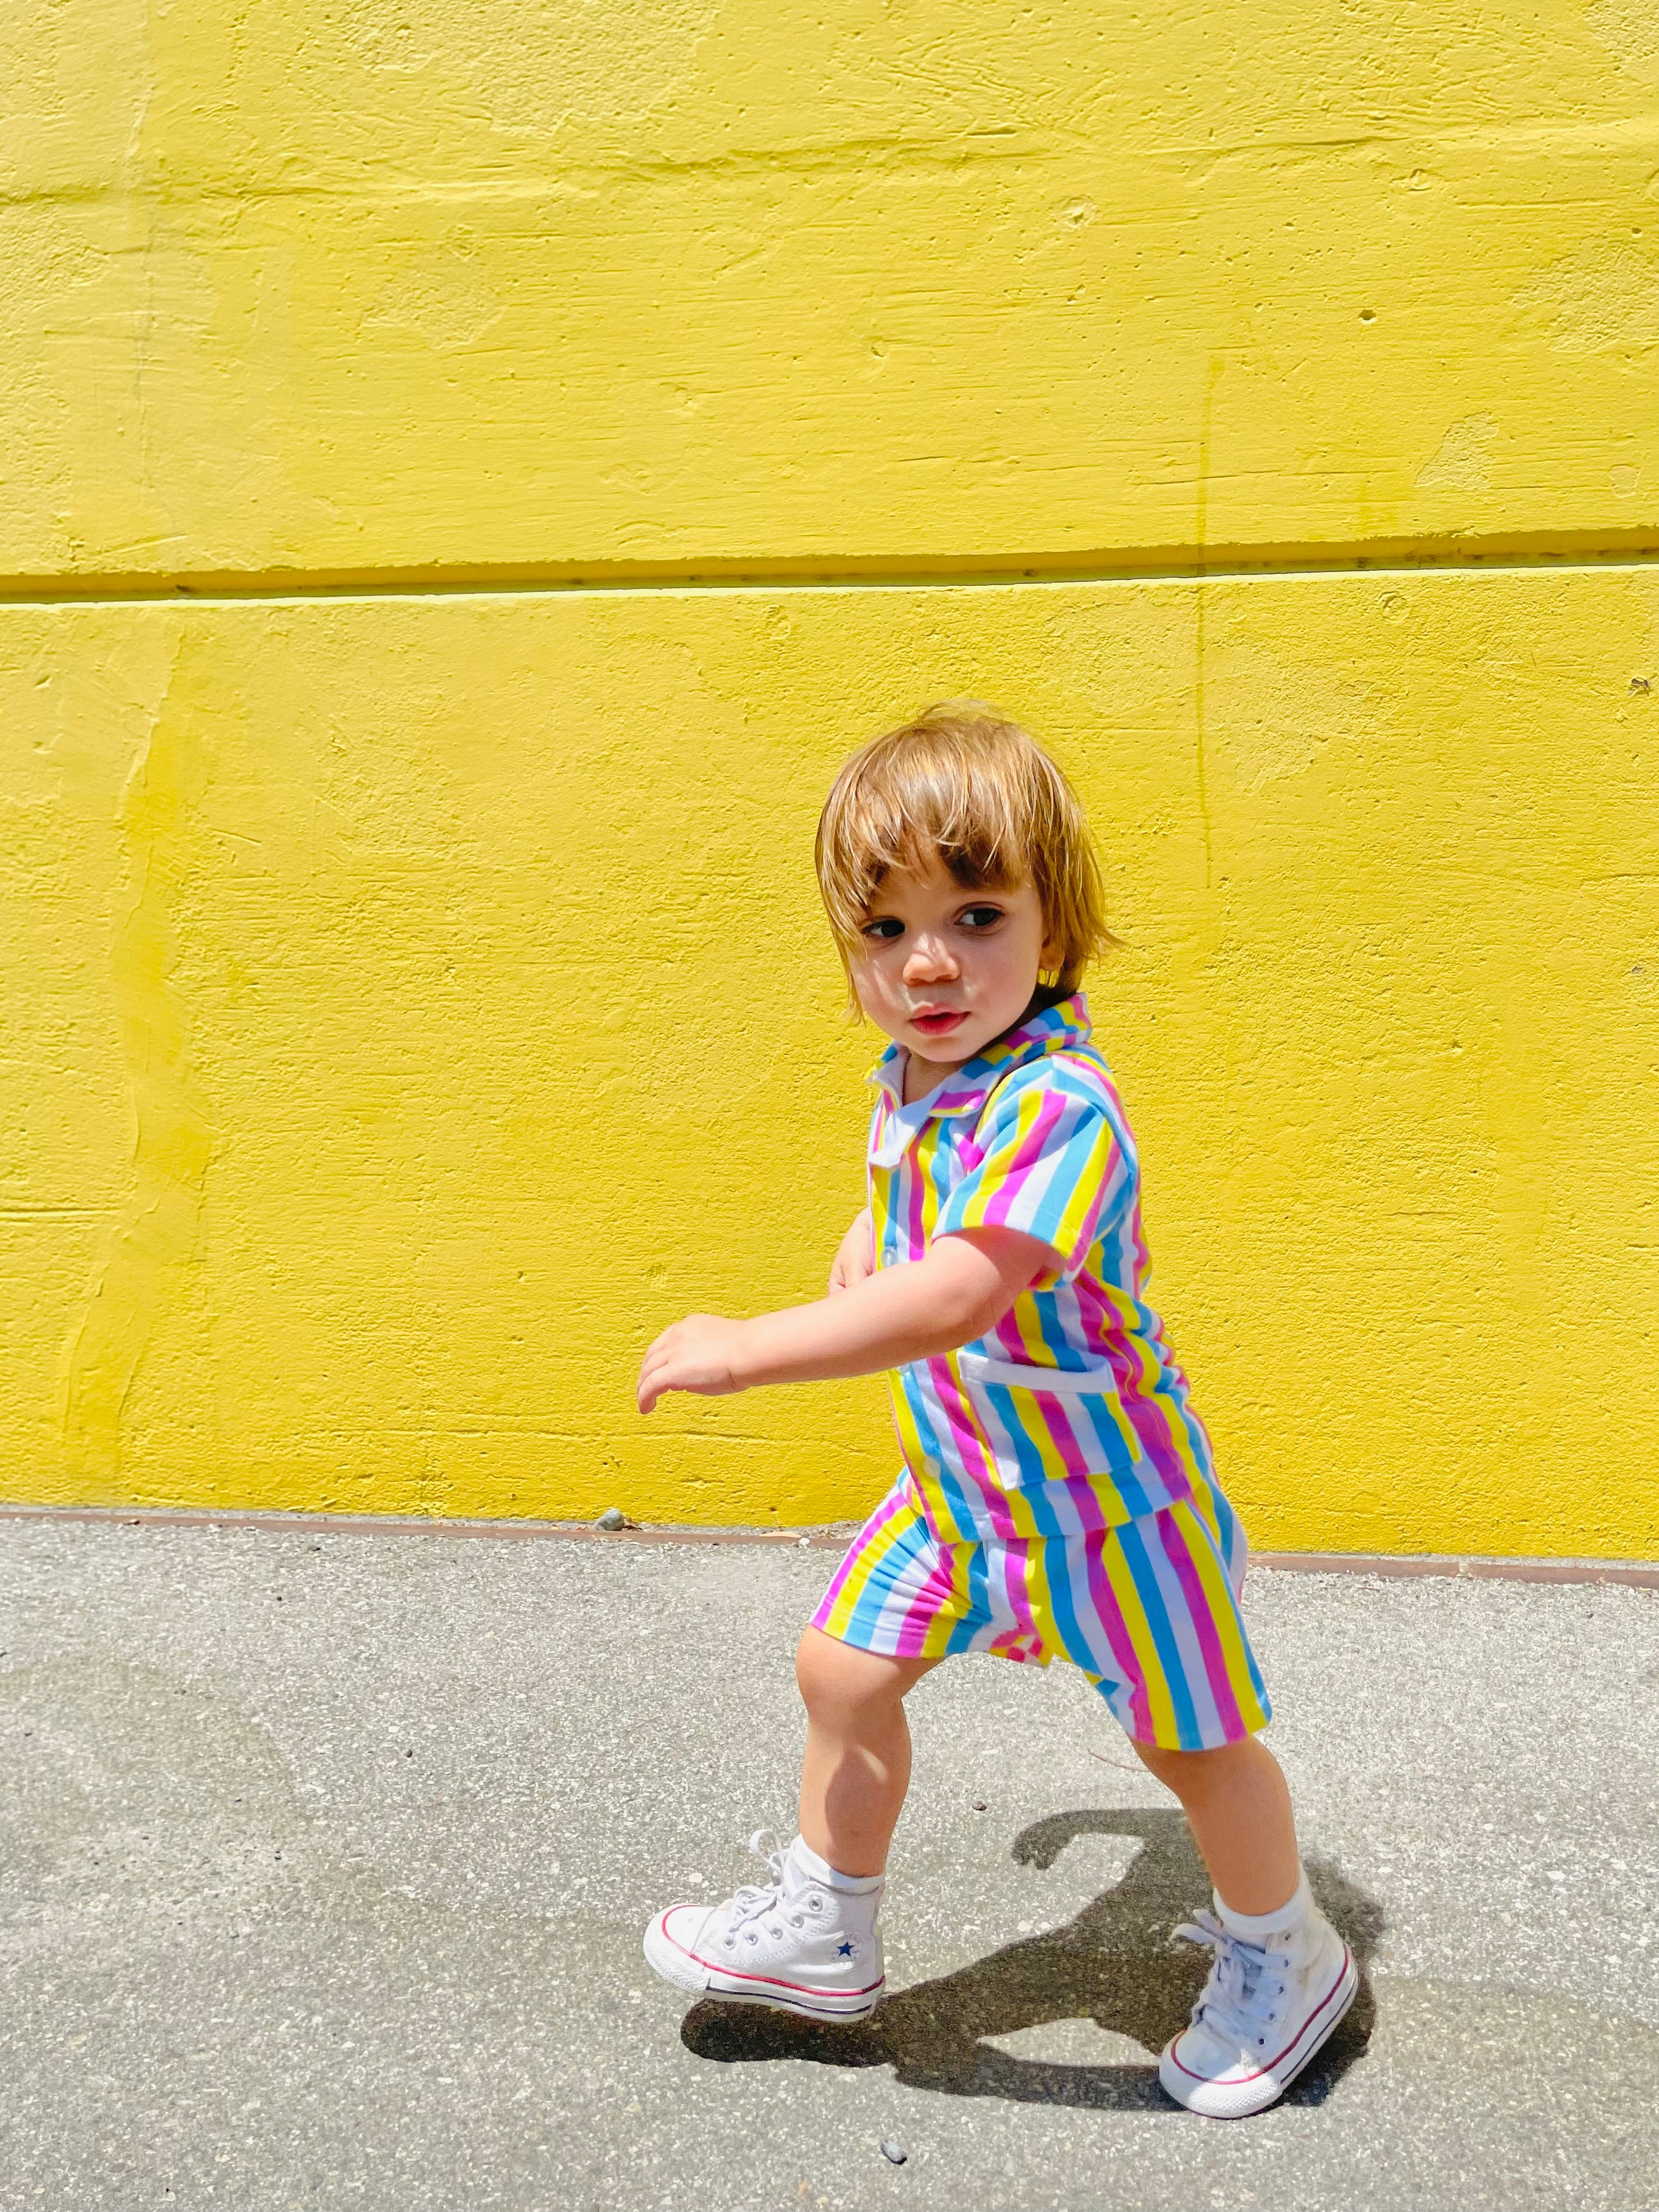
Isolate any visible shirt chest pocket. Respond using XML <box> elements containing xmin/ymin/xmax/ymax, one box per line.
<box><xmin>952</xmin><ymin>1350</ymin><xmax>1141</xmax><ymax>1486</ymax></box>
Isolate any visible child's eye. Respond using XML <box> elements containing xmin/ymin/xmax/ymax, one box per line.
<box><xmin>959</xmin><ymin>905</ymin><xmax>1006</xmax><ymax>931</ymax></box>
<box><xmin>862</xmin><ymin>916</ymin><xmax>904</xmax><ymax>942</ymax></box>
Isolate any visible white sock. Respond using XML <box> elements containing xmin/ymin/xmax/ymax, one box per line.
<box><xmin>788</xmin><ymin>1835</ymin><xmax>884</xmax><ymax>1896</ymax></box>
<box><xmin>1215</xmin><ymin>1870</ymin><xmax>1311</xmax><ymax>1942</ymax></box>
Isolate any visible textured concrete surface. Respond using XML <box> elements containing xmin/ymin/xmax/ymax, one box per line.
<box><xmin>6</xmin><ymin>4</ymin><xmax>1659</xmax><ymax>1552</ymax></box>
<box><xmin>4</xmin><ymin>1</ymin><xmax>1658</xmax><ymax>580</ymax></box>
<box><xmin>4</xmin><ymin>575</ymin><xmax>1658</xmax><ymax>1555</ymax></box>
<box><xmin>2</xmin><ymin>1514</ymin><xmax>1656</xmax><ymax>2211</ymax></box>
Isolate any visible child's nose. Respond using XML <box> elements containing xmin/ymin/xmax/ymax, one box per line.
<box><xmin>903</xmin><ymin>935</ymin><xmax>960</xmax><ymax>983</ymax></box>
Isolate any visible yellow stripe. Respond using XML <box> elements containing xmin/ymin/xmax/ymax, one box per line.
<box><xmin>998</xmin><ymin>1385</ymin><xmax>1074</xmax><ymax>1486</ymax></box>
<box><xmin>1121</xmin><ymin>1325</ymin><xmax>1209</xmax><ymax>1492</ymax></box>
<box><xmin>1014</xmin><ymin>1538</ymin><xmax>1073</xmax><ymax>1664</ymax></box>
<box><xmin>1099</xmin><ymin>1531</ymin><xmax>1180</xmax><ymax>1745</ymax></box>
<box><xmin>820</xmin><ymin>1495</ymin><xmax>919</xmax><ymax>1638</ymax></box>
<box><xmin>1175</xmin><ymin>1493</ymin><xmax>1270</xmax><ymax>1731</ymax></box>
<box><xmin>919</xmin><ymin>1536</ymin><xmax>977</xmax><ymax>1659</ymax></box>
<box><xmin>1187</xmin><ymin>1478</ymin><xmax>1225</xmax><ymax>1553</ymax></box>
<box><xmin>1011</xmin><ymin>1299</ymin><xmax>1048</xmax><ymax>1365</ymax></box>
<box><xmin>1046</xmin><ymin>1107</ymin><xmax>1111</xmax><ymax>1260</ymax></box>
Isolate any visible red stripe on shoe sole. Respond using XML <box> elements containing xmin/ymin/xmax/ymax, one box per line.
<box><xmin>1168</xmin><ymin>1947</ymin><xmax>1355</xmax><ymax>2086</ymax></box>
<box><xmin>653</xmin><ymin>1915</ymin><xmax>885</xmax><ymax>2001</ymax></box>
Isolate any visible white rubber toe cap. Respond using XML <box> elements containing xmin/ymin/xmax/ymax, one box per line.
<box><xmin>643</xmin><ymin>1904</ymin><xmax>717</xmax><ymax>1996</ymax></box>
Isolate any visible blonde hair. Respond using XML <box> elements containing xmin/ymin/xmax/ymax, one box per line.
<box><xmin>815</xmin><ymin>701</ymin><xmax>1116</xmax><ymax>1004</ymax></box>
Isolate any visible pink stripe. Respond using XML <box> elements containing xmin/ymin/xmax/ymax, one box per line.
<box><xmin>888</xmin><ymin>1535</ymin><xmax>959</xmax><ymax>1655</ymax></box>
<box><xmin>905</xmin><ymin>1150</ymin><xmax>928</xmax><ymax>1253</ymax></box>
<box><xmin>1157</xmin><ymin>1510</ymin><xmax>1246</xmax><ymax>1740</ymax></box>
<box><xmin>976</xmin><ymin>1094</ymin><xmax>1069</xmax><ymax>1230</ymax></box>
<box><xmin>1081</xmin><ymin>1534</ymin><xmax>1155</xmax><ymax>1740</ymax></box>
<box><xmin>931</xmin><ymin>1358</ymin><xmax>1018</xmax><ymax>1541</ymax></box>
<box><xmin>1008</xmin><ymin>1273</ymin><xmax>1201</xmax><ymax>1503</ymax></box>
<box><xmin>1033</xmin><ymin>1394</ymin><xmax>1095</xmax><ymax>1483</ymax></box>
<box><xmin>1068</xmin><ymin>1272</ymin><xmax>1123</xmax><ymax>1349</ymax></box>
<box><xmin>990</xmin><ymin>1312</ymin><xmax>1024</xmax><ymax>1358</ymax></box>
<box><xmin>813</xmin><ymin>1489</ymin><xmax>908</xmax><ymax>1616</ymax></box>
<box><xmin>1073</xmin><ymin>1291</ymin><xmax>1192</xmax><ymax>1496</ymax></box>
<box><xmin>953</xmin><ymin>1327</ymin><xmax>1096</xmax><ymax>1488</ymax></box>
<box><xmin>998</xmin><ymin>1537</ymin><xmax>1037</xmax><ymax>1641</ymax></box>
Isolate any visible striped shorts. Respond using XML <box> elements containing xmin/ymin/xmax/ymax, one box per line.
<box><xmin>809</xmin><ymin>1477</ymin><xmax>1270</xmax><ymax>1752</ymax></box>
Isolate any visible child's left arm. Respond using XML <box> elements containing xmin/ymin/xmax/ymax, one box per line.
<box><xmin>636</xmin><ymin>1227</ymin><xmax>1052</xmax><ymax>1415</ymax></box>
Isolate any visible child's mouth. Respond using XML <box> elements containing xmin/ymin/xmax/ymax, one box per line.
<box><xmin>911</xmin><ymin>1009</ymin><xmax>968</xmax><ymax>1039</ymax></box>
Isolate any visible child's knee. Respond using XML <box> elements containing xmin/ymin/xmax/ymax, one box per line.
<box><xmin>794</xmin><ymin>1626</ymin><xmax>909</xmax><ymax>1722</ymax></box>
<box><xmin>1133</xmin><ymin>1735</ymin><xmax>1258</xmax><ymax>1796</ymax></box>
<box><xmin>1133</xmin><ymin>1737</ymin><xmax>1198</xmax><ymax>1789</ymax></box>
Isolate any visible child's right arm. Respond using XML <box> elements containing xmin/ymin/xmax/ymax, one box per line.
<box><xmin>635</xmin><ymin>1225</ymin><xmax>1050</xmax><ymax>1414</ymax></box>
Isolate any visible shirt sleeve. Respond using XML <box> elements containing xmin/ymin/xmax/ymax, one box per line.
<box><xmin>931</xmin><ymin>1068</ymin><xmax>1125</xmax><ymax>1282</ymax></box>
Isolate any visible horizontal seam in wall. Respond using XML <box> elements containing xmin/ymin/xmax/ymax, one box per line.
<box><xmin>0</xmin><ymin>1503</ymin><xmax>1653</xmax><ymax>1588</ymax></box>
<box><xmin>3</xmin><ymin>533</ymin><xmax>1659</xmax><ymax>607</ymax></box>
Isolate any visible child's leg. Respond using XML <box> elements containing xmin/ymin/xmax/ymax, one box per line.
<box><xmin>1135</xmin><ymin>1733</ymin><xmax>1357</xmax><ymax>2117</ymax></box>
<box><xmin>640</xmin><ymin>1625</ymin><xmax>934</xmax><ymax>2023</ymax></box>
<box><xmin>795</xmin><ymin>1626</ymin><xmax>937</xmax><ymax>1876</ymax></box>
<box><xmin>1133</xmin><ymin>1736</ymin><xmax>1301</xmax><ymax>1916</ymax></box>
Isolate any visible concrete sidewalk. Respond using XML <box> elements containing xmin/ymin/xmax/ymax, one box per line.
<box><xmin>1</xmin><ymin>1515</ymin><xmax>1655</xmax><ymax>2212</ymax></box>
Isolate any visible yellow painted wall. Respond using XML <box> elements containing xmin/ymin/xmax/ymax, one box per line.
<box><xmin>3</xmin><ymin>4</ymin><xmax>1656</xmax><ymax>1554</ymax></box>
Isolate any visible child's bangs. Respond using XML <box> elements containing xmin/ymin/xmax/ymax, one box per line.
<box><xmin>862</xmin><ymin>748</ymin><xmax>1022</xmax><ymax>895</ymax></box>
<box><xmin>819</xmin><ymin>736</ymin><xmax>1027</xmax><ymax>949</ymax></box>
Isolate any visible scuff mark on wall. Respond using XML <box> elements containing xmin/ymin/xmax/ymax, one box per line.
<box><xmin>1416</xmin><ymin>413</ymin><xmax>1498</xmax><ymax>495</ymax></box>
<box><xmin>1207</xmin><ymin>637</ymin><xmax>1394</xmax><ymax>795</ymax></box>
<box><xmin>364</xmin><ymin>232</ymin><xmax>504</xmax><ymax>352</ymax></box>
<box><xmin>58</xmin><ymin>637</ymin><xmax>212</xmax><ymax>1490</ymax></box>
<box><xmin>335</xmin><ymin>0</ymin><xmax>719</xmax><ymax>136</ymax></box>
<box><xmin>1511</xmin><ymin>237</ymin><xmax>1659</xmax><ymax>355</ymax></box>
<box><xmin>1584</xmin><ymin>0</ymin><xmax>1659</xmax><ymax>84</ymax></box>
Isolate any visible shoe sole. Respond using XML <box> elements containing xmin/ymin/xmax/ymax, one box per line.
<box><xmin>643</xmin><ymin>1914</ymin><xmax>883</xmax><ymax>2024</ymax></box>
<box><xmin>1159</xmin><ymin>1947</ymin><xmax>1359</xmax><ymax>2119</ymax></box>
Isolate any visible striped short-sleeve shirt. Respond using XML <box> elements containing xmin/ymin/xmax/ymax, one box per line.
<box><xmin>867</xmin><ymin>993</ymin><xmax>1217</xmax><ymax>1543</ymax></box>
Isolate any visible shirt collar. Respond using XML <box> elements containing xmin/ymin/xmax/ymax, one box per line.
<box><xmin>867</xmin><ymin>992</ymin><xmax>1094</xmax><ymax>1120</ymax></box>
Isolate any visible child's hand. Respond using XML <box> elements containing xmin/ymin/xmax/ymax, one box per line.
<box><xmin>828</xmin><ymin>1208</ymin><xmax>875</xmax><ymax>1294</ymax></box>
<box><xmin>637</xmin><ymin>1315</ymin><xmax>750</xmax><ymax>1415</ymax></box>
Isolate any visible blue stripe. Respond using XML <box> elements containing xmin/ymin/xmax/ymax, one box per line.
<box><xmin>927</xmin><ymin>1120</ymin><xmax>954</xmax><ymax>1227</ymax></box>
<box><xmin>1198</xmin><ymin>1485</ymin><xmax>1271</xmax><ymax>1716</ymax></box>
<box><xmin>838</xmin><ymin>1505</ymin><xmax>930</xmax><ymax>1649</ymax></box>
<box><xmin>1115</xmin><ymin>1515</ymin><xmax>1203</xmax><ymax>1750</ymax></box>
<box><xmin>1039</xmin><ymin>1531</ymin><xmax>1111</xmax><ymax>1678</ymax></box>
<box><xmin>947</xmin><ymin>1540</ymin><xmax>992</xmax><ymax>1652</ymax></box>
<box><xmin>1017</xmin><ymin>1477</ymin><xmax>1071</xmax><ymax>1541</ymax></box>
<box><xmin>974</xmin><ymin>1386</ymin><xmax>1051</xmax><ymax>1486</ymax></box>
<box><xmin>897</xmin><ymin>1370</ymin><xmax>981</xmax><ymax>1544</ymax></box>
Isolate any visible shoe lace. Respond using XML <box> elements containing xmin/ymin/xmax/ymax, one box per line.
<box><xmin>726</xmin><ymin>1829</ymin><xmax>792</xmax><ymax>1933</ymax></box>
<box><xmin>1173</xmin><ymin>1910</ymin><xmax>1294</xmax><ymax>2053</ymax></box>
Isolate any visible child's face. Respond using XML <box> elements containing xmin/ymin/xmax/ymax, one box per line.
<box><xmin>851</xmin><ymin>856</ymin><xmax>1056</xmax><ymax>1068</ymax></box>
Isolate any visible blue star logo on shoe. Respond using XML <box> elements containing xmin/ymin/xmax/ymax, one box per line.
<box><xmin>836</xmin><ymin>1939</ymin><xmax>857</xmax><ymax>1960</ymax></box>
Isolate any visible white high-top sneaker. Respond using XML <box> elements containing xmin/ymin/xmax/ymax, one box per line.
<box><xmin>643</xmin><ymin>1833</ymin><xmax>885</xmax><ymax>2023</ymax></box>
<box><xmin>1158</xmin><ymin>1877</ymin><xmax>1357</xmax><ymax>2118</ymax></box>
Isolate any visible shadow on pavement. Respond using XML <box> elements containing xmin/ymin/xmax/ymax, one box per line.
<box><xmin>682</xmin><ymin>1807</ymin><xmax>1381</xmax><ymax>2112</ymax></box>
